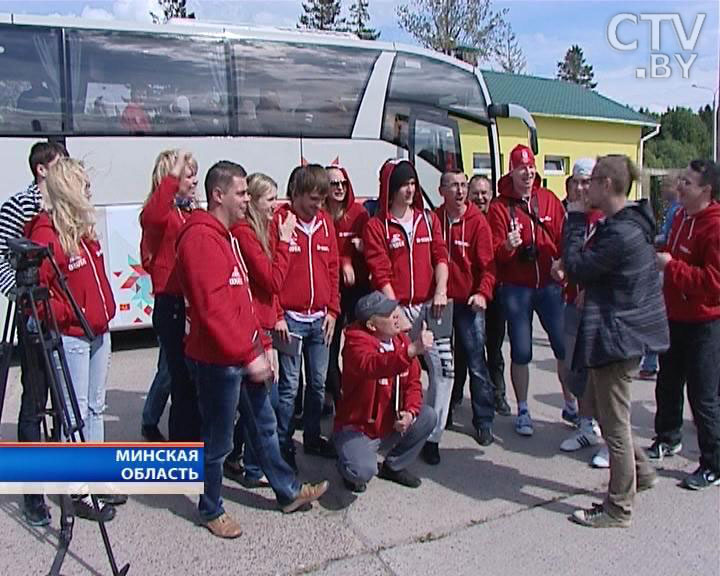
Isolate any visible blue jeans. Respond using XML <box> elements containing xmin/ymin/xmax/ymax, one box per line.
<box><xmin>142</xmin><ymin>343</ymin><xmax>171</xmax><ymax>428</ymax></box>
<box><xmin>233</xmin><ymin>380</ymin><xmax>279</xmax><ymax>481</ymax></box>
<box><xmin>453</xmin><ymin>303</ymin><xmax>495</xmax><ymax>429</ymax></box>
<box><xmin>61</xmin><ymin>332</ymin><xmax>111</xmax><ymax>443</ymax></box>
<box><xmin>277</xmin><ymin>316</ymin><xmax>330</xmax><ymax>453</ymax></box>
<box><xmin>500</xmin><ymin>283</ymin><xmax>565</xmax><ymax>365</ymax></box>
<box><xmin>188</xmin><ymin>360</ymin><xmax>300</xmax><ymax>521</ymax></box>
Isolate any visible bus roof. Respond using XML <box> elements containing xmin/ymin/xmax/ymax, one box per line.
<box><xmin>0</xmin><ymin>11</ymin><xmax>477</xmax><ymax>74</ymax></box>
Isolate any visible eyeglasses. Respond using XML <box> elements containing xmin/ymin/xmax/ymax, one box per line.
<box><xmin>329</xmin><ymin>180</ymin><xmax>348</xmax><ymax>189</ymax></box>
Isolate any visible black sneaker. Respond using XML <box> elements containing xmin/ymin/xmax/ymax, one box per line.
<box><xmin>24</xmin><ymin>503</ymin><xmax>51</xmax><ymax>527</ymax></box>
<box><xmin>242</xmin><ymin>474</ymin><xmax>270</xmax><ymax>489</ymax></box>
<box><xmin>647</xmin><ymin>439</ymin><xmax>682</xmax><ymax>462</ymax></box>
<box><xmin>475</xmin><ymin>426</ymin><xmax>494</xmax><ymax>447</ymax></box>
<box><xmin>98</xmin><ymin>494</ymin><xmax>128</xmax><ymax>506</ymax></box>
<box><xmin>342</xmin><ymin>478</ymin><xmax>367</xmax><ymax>493</ymax></box>
<box><xmin>141</xmin><ymin>424</ymin><xmax>166</xmax><ymax>442</ymax></box>
<box><xmin>681</xmin><ymin>466</ymin><xmax>720</xmax><ymax>491</ymax></box>
<box><xmin>378</xmin><ymin>463</ymin><xmax>421</xmax><ymax>488</ymax></box>
<box><xmin>223</xmin><ymin>457</ymin><xmax>245</xmax><ymax>483</ymax></box>
<box><xmin>304</xmin><ymin>436</ymin><xmax>337</xmax><ymax>459</ymax></box>
<box><xmin>72</xmin><ymin>495</ymin><xmax>116</xmax><ymax>522</ymax></box>
<box><xmin>421</xmin><ymin>441</ymin><xmax>440</xmax><ymax>466</ymax></box>
<box><xmin>495</xmin><ymin>396</ymin><xmax>512</xmax><ymax>416</ymax></box>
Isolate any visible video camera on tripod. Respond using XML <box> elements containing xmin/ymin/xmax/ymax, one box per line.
<box><xmin>0</xmin><ymin>237</ymin><xmax>129</xmax><ymax>576</ymax></box>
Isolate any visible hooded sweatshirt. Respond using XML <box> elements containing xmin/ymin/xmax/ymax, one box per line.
<box><xmin>435</xmin><ymin>202</ymin><xmax>495</xmax><ymax>302</ymax></box>
<box><xmin>176</xmin><ymin>210</ymin><xmax>262</xmax><ymax>366</ymax></box>
<box><xmin>231</xmin><ymin>218</ymin><xmax>290</xmax><ymax>333</ymax></box>
<box><xmin>563</xmin><ymin>200</ymin><xmax>669</xmax><ymax>369</ymax></box>
<box><xmin>274</xmin><ymin>205</ymin><xmax>340</xmax><ymax>318</ymax></box>
<box><xmin>662</xmin><ymin>201</ymin><xmax>720</xmax><ymax>323</ymax></box>
<box><xmin>140</xmin><ymin>175</ymin><xmax>193</xmax><ymax>296</ymax></box>
<box><xmin>363</xmin><ymin>160</ymin><xmax>448</xmax><ymax>305</ymax></box>
<box><xmin>334</xmin><ymin>326</ymin><xmax>423</xmax><ymax>440</ymax></box>
<box><xmin>329</xmin><ymin>166</ymin><xmax>370</xmax><ymax>291</ymax></box>
<box><xmin>26</xmin><ymin>212</ymin><xmax>116</xmax><ymax>337</ymax></box>
<box><xmin>563</xmin><ymin>209</ymin><xmax>604</xmax><ymax>304</ymax></box>
<box><xmin>487</xmin><ymin>172</ymin><xmax>565</xmax><ymax>289</ymax></box>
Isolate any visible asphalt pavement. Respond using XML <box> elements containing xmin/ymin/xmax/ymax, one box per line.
<box><xmin>0</xmin><ymin>328</ymin><xmax>717</xmax><ymax>576</ymax></box>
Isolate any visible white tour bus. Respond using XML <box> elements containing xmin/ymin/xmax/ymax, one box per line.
<box><xmin>0</xmin><ymin>13</ymin><xmax>537</xmax><ymax>330</ymax></box>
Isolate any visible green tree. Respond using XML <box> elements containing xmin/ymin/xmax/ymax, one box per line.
<box><xmin>298</xmin><ymin>0</ymin><xmax>345</xmax><ymax>31</ymax></box>
<box><xmin>396</xmin><ymin>0</ymin><xmax>507</xmax><ymax>60</ymax></box>
<box><xmin>348</xmin><ymin>0</ymin><xmax>380</xmax><ymax>40</ymax></box>
<box><xmin>556</xmin><ymin>45</ymin><xmax>596</xmax><ymax>89</ymax></box>
<box><xmin>644</xmin><ymin>106</ymin><xmax>712</xmax><ymax>168</ymax></box>
<box><xmin>150</xmin><ymin>0</ymin><xmax>195</xmax><ymax>23</ymax></box>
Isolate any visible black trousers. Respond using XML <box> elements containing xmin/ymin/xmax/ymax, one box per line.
<box><xmin>153</xmin><ymin>293</ymin><xmax>201</xmax><ymax>442</ymax></box>
<box><xmin>325</xmin><ymin>284</ymin><xmax>368</xmax><ymax>403</ymax></box>
<box><xmin>17</xmin><ymin>317</ymin><xmax>49</xmax><ymax>510</ymax></box>
<box><xmin>452</xmin><ymin>296</ymin><xmax>507</xmax><ymax>404</ymax></box>
<box><xmin>655</xmin><ymin>319</ymin><xmax>720</xmax><ymax>473</ymax></box>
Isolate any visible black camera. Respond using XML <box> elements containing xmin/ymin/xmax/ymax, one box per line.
<box><xmin>7</xmin><ymin>237</ymin><xmax>50</xmax><ymax>288</ymax></box>
<box><xmin>518</xmin><ymin>243</ymin><xmax>539</xmax><ymax>262</ymax></box>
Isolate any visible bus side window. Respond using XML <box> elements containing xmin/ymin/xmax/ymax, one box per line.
<box><xmin>234</xmin><ymin>41</ymin><xmax>378</xmax><ymax>138</ymax></box>
<box><xmin>0</xmin><ymin>26</ymin><xmax>63</xmax><ymax>135</ymax></box>
<box><xmin>67</xmin><ymin>30</ymin><xmax>230</xmax><ymax>135</ymax></box>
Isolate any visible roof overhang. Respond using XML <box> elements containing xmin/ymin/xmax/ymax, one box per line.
<box><xmin>531</xmin><ymin>112</ymin><xmax>659</xmax><ymax>128</ymax></box>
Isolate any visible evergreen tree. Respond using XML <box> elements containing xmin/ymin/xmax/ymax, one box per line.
<box><xmin>298</xmin><ymin>0</ymin><xmax>345</xmax><ymax>31</ymax></box>
<box><xmin>348</xmin><ymin>0</ymin><xmax>380</xmax><ymax>40</ymax></box>
<box><xmin>556</xmin><ymin>45</ymin><xmax>596</xmax><ymax>89</ymax></box>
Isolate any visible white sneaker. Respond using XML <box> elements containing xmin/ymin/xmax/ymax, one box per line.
<box><xmin>560</xmin><ymin>423</ymin><xmax>600</xmax><ymax>452</ymax></box>
<box><xmin>591</xmin><ymin>446</ymin><xmax>610</xmax><ymax>468</ymax></box>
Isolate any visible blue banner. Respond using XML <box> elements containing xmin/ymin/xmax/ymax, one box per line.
<box><xmin>0</xmin><ymin>443</ymin><xmax>204</xmax><ymax>493</ymax></box>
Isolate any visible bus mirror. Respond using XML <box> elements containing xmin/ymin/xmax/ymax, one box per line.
<box><xmin>490</xmin><ymin>103</ymin><xmax>539</xmax><ymax>155</ymax></box>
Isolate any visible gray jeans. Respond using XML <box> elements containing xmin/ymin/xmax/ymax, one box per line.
<box><xmin>334</xmin><ymin>404</ymin><xmax>436</xmax><ymax>485</ymax></box>
<box><xmin>404</xmin><ymin>302</ymin><xmax>454</xmax><ymax>443</ymax></box>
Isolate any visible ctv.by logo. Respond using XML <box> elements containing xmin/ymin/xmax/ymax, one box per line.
<box><xmin>607</xmin><ymin>13</ymin><xmax>707</xmax><ymax>79</ymax></box>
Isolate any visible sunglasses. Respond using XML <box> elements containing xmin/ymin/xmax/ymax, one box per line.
<box><xmin>329</xmin><ymin>180</ymin><xmax>348</xmax><ymax>188</ymax></box>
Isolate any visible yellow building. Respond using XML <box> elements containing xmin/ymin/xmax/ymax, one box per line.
<box><xmin>462</xmin><ymin>71</ymin><xmax>660</xmax><ymax>199</ymax></box>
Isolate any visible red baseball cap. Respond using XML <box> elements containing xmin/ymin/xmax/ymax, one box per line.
<box><xmin>509</xmin><ymin>145</ymin><xmax>536</xmax><ymax>171</ymax></box>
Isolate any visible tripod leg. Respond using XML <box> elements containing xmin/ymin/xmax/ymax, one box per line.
<box><xmin>89</xmin><ymin>494</ymin><xmax>130</xmax><ymax>576</ymax></box>
<box><xmin>48</xmin><ymin>494</ymin><xmax>74</xmax><ymax>576</ymax></box>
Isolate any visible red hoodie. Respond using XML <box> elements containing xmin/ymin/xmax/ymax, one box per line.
<box><xmin>334</xmin><ymin>326</ymin><xmax>423</xmax><ymax>440</ymax></box>
<box><xmin>563</xmin><ymin>209</ymin><xmax>604</xmax><ymax>304</ymax></box>
<box><xmin>231</xmin><ymin>218</ymin><xmax>290</xmax><ymax>333</ymax></box>
<box><xmin>176</xmin><ymin>210</ymin><xmax>262</xmax><ymax>366</ymax></box>
<box><xmin>436</xmin><ymin>202</ymin><xmax>495</xmax><ymax>302</ymax></box>
<box><xmin>26</xmin><ymin>212</ymin><xmax>116</xmax><ymax>337</ymax></box>
<box><xmin>274</xmin><ymin>206</ymin><xmax>340</xmax><ymax>318</ymax></box>
<box><xmin>140</xmin><ymin>175</ymin><xmax>193</xmax><ymax>296</ymax></box>
<box><xmin>487</xmin><ymin>173</ymin><xmax>565</xmax><ymax>289</ymax></box>
<box><xmin>363</xmin><ymin>160</ymin><xmax>448</xmax><ymax>305</ymax></box>
<box><xmin>329</xmin><ymin>166</ymin><xmax>370</xmax><ymax>291</ymax></box>
<box><xmin>662</xmin><ymin>202</ymin><xmax>720</xmax><ymax>323</ymax></box>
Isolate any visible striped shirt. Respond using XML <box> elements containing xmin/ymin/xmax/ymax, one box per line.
<box><xmin>0</xmin><ymin>183</ymin><xmax>42</xmax><ymax>296</ymax></box>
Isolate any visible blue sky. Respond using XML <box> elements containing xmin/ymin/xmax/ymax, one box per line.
<box><xmin>2</xmin><ymin>0</ymin><xmax>718</xmax><ymax>113</ymax></box>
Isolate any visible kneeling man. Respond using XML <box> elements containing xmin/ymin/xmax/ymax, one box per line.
<box><xmin>334</xmin><ymin>291</ymin><xmax>437</xmax><ymax>492</ymax></box>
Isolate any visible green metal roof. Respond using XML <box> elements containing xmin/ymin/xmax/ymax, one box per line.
<box><xmin>481</xmin><ymin>69</ymin><xmax>658</xmax><ymax>126</ymax></box>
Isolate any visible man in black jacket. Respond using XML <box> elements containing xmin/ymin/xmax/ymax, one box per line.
<box><xmin>563</xmin><ymin>155</ymin><xmax>669</xmax><ymax>528</ymax></box>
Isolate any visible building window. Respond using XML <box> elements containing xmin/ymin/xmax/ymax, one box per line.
<box><xmin>473</xmin><ymin>153</ymin><xmax>502</xmax><ymax>175</ymax></box>
<box><xmin>544</xmin><ymin>155</ymin><xmax>568</xmax><ymax>175</ymax></box>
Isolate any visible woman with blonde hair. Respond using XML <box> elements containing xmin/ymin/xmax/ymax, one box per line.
<box><xmin>227</xmin><ymin>172</ymin><xmax>296</xmax><ymax>484</ymax></box>
<box><xmin>27</xmin><ymin>157</ymin><xmax>120</xmax><ymax>521</ymax></box>
<box><xmin>140</xmin><ymin>149</ymin><xmax>200</xmax><ymax>443</ymax></box>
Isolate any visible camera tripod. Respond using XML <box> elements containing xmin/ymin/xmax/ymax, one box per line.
<box><xmin>0</xmin><ymin>238</ymin><xmax>129</xmax><ymax>576</ymax></box>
